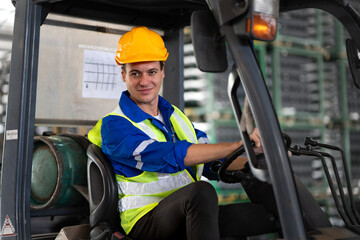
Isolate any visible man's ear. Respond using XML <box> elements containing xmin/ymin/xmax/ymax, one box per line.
<box><xmin>162</xmin><ymin>62</ymin><xmax>165</xmax><ymax>78</ymax></box>
<box><xmin>121</xmin><ymin>71</ymin><xmax>126</xmax><ymax>82</ymax></box>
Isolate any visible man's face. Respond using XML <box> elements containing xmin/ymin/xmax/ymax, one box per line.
<box><xmin>121</xmin><ymin>61</ymin><xmax>164</xmax><ymax>107</ymax></box>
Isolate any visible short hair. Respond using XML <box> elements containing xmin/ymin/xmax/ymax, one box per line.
<box><xmin>121</xmin><ymin>61</ymin><xmax>165</xmax><ymax>73</ymax></box>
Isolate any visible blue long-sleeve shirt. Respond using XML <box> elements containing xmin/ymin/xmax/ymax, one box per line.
<box><xmin>101</xmin><ymin>91</ymin><xmax>218</xmax><ymax>179</ymax></box>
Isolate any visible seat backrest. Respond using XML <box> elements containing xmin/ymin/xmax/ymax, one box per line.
<box><xmin>87</xmin><ymin>143</ymin><xmax>120</xmax><ymax>231</ymax></box>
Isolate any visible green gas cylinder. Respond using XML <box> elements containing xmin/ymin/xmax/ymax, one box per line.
<box><xmin>31</xmin><ymin>134</ymin><xmax>89</xmax><ymax>210</ymax></box>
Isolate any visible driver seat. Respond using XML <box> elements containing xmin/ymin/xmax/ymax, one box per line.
<box><xmin>87</xmin><ymin>143</ymin><xmax>129</xmax><ymax>240</ymax></box>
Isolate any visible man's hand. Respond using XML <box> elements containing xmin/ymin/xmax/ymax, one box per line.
<box><xmin>249</xmin><ymin>128</ymin><xmax>263</xmax><ymax>154</ymax></box>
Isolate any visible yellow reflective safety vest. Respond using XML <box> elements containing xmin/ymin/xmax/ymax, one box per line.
<box><xmin>88</xmin><ymin>105</ymin><xmax>203</xmax><ymax>234</ymax></box>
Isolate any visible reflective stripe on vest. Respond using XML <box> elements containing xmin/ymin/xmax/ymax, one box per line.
<box><xmin>117</xmin><ymin>171</ymin><xmax>194</xmax><ymax>212</ymax></box>
<box><xmin>117</xmin><ymin>171</ymin><xmax>194</xmax><ymax>196</ymax></box>
<box><xmin>170</xmin><ymin>107</ymin><xmax>197</xmax><ymax>143</ymax></box>
<box><xmin>119</xmin><ymin>196</ymin><xmax>163</xmax><ymax>213</ymax></box>
<box><xmin>196</xmin><ymin>164</ymin><xmax>204</xmax><ymax>180</ymax></box>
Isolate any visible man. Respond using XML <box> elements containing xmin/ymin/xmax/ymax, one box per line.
<box><xmin>88</xmin><ymin>26</ymin><xmax>279</xmax><ymax>240</ymax></box>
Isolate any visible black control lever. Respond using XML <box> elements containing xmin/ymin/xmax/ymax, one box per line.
<box><xmin>289</xmin><ymin>144</ymin><xmax>353</xmax><ymax>226</ymax></box>
<box><xmin>315</xmin><ymin>150</ymin><xmax>359</xmax><ymax>225</ymax></box>
<box><xmin>282</xmin><ymin>132</ymin><xmax>292</xmax><ymax>149</ymax></box>
<box><xmin>304</xmin><ymin>137</ymin><xmax>360</xmax><ymax>224</ymax></box>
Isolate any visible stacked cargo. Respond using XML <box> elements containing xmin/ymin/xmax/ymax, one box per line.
<box><xmin>344</xmin><ymin>62</ymin><xmax>360</xmax><ymax>186</ymax></box>
<box><xmin>183</xmin><ymin>43</ymin><xmax>208</xmax><ymax>109</ymax></box>
<box><xmin>277</xmin><ymin>9</ymin><xmax>321</xmax><ymax>46</ymax></box>
<box><xmin>270</xmin><ymin>46</ymin><xmax>323</xmax><ymax>119</ymax></box>
<box><xmin>350</xmin><ymin>131</ymin><xmax>360</xmax><ymax>182</ymax></box>
<box><xmin>323</xmin><ymin>61</ymin><xmax>341</xmax><ymax>119</ymax></box>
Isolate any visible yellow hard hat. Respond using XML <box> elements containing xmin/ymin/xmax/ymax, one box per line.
<box><xmin>115</xmin><ymin>26</ymin><xmax>169</xmax><ymax>65</ymax></box>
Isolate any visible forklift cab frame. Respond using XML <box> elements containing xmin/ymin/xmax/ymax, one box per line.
<box><xmin>1</xmin><ymin>0</ymin><xmax>360</xmax><ymax>239</ymax></box>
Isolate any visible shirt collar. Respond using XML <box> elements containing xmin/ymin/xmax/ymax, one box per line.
<box><xmin>119</xmin><ymin>90</ymin><xmax>174</xmax><ymax>123</ymax></box>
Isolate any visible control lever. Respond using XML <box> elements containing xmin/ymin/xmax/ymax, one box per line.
<box><xmin>289</xmin><ymin>144</ymin><xmax>353</xmax><ymax>226</ymax></box>
<box><xmin>304</xmin><ymin>137</ymin><xmax>360</xmax><ymax>224</ymax></box>
<box><xmin>282</xmin><ymin>132</ymin><xmax>292</xmax><ymax>149</ymax></box>
<box><xmin>315</xmin><ymin>150</ymin><xmax>358</xmax><ymax>225</ymax></box>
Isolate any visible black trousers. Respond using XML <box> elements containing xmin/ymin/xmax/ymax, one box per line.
<box><xmin>128</xmin><ymin>181</ymin><xmax>279</xmax><ymax>240</ymax></box>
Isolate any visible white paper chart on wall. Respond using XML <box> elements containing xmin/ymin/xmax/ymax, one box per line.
<box><xmin>82</xmin><ymin>49</ymin><xmax>126</xmax><ymax>99</ymax></box>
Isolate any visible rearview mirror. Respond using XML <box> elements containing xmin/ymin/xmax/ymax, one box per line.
<box><xmin>346</xmin><ymin>38</ymin><xmax>360</xmax><ymax>89</ymax></box>
<box><xmin>191</xmin><ymin>10</ymin><xmax>228</xmax><ymax>73</ymax></box>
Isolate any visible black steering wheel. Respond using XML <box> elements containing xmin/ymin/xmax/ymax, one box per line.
<box><xmin>211</xmin><ymin>132</ymin><xmax>292</xmax><ymax>183</ymax></box>
<box><xmin>210</xmin><ymin>145</ymin><xmax>250</xmax><ymax>183</ymax></box>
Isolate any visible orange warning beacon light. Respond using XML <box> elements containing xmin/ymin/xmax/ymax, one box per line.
<box><xmin>246</xmin><ymin>0</ymin><xmax>279</xmax><ymax>41</ymax></box>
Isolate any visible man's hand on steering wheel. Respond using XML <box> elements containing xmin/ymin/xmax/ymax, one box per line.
<box><xmin>249</xmin><ymin>128</ymin><xmax>263</xmax><ymax>155</ymax></box>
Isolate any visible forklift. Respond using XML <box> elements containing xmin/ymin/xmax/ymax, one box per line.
<box><xmin>1</xmin><ymin>0</ymin><xmax>360</xmax><ymax>239</ymax></box>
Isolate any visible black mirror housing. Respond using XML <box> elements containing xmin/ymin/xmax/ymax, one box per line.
<box><xmin>191</xmin><ymin>10</ymin><xmax>228</xmax><ymax>73</ymax></box>
<box><xmin>346</xmin><ymin>38</ymin><xmax>360</xmax><ymax>89</ymax></box>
